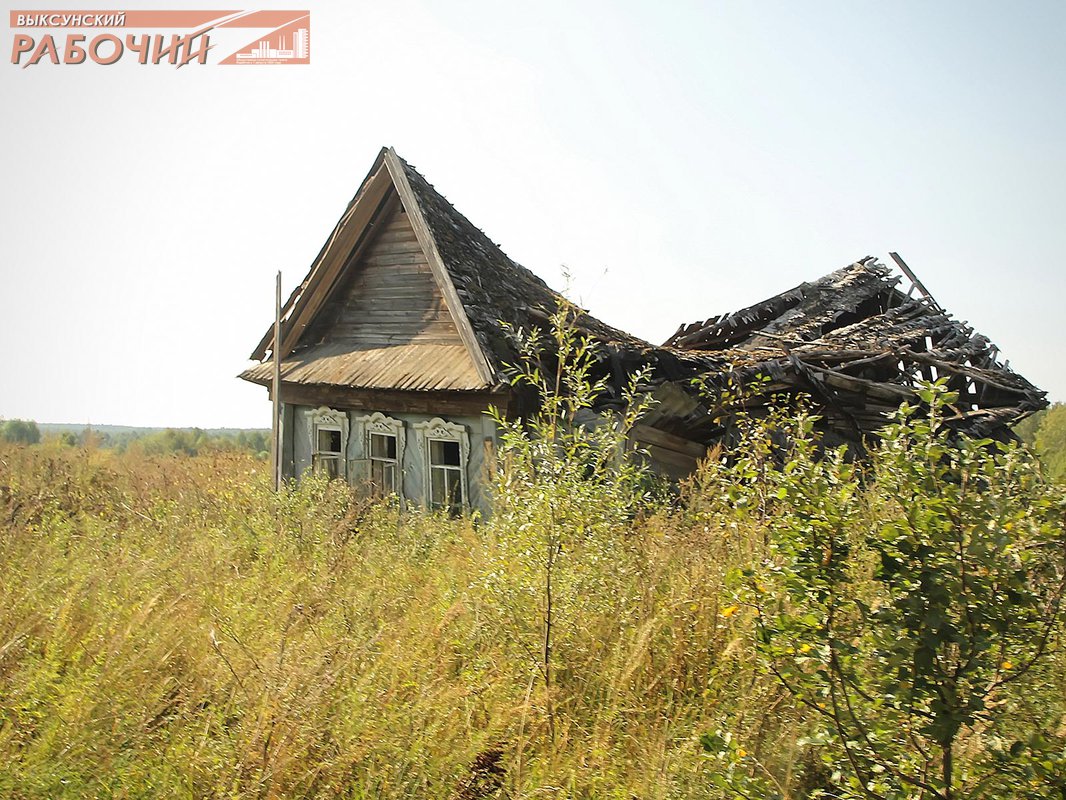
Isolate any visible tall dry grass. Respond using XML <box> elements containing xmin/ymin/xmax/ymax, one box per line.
<box><xmin>0</xmin><ymin>441</ymin><xmax>809</xmax><ymax>798</ymax></box>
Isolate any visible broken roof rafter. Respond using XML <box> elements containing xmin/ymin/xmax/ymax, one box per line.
<box><xmin>662</xmin><ymin>257</ymin><xmax>1046</xmax><ymax>442</ymax></box>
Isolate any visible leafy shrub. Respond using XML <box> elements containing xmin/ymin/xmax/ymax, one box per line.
<box><xmin>704</xmin><ymin>382</ymin><xmax>1066</xmax><ymax>799</ymax></box>
<box><xmin>0</xmin><ymin>366</ymin><xmax>1063</xmax><ymax>798</ymax></box>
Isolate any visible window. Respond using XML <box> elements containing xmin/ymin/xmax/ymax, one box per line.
<box><xmin>428</xmin><ymin>438</ymin><xmax>463</xmax><ymax>514</ymax></box>
<box><xmin>353</xmin><ymin>413</ymin><xmax>406</xmax><ymax>497</ymax></box>
<box><xmin>316</xmin><ymin>427</ymin><xmax>344</xmax><ymax>478</ymax></box>
<box><xmin>414</xmin><ymin>417</ymin><xmax>469</xmax><ymax>516</ymax></box>
<box><xmin>368</xmin><ymin>430</ymin><xmax>398</xmax><ymax>493</ymax></box>
<box><xmin>309</xmin><ymin>407</ymin><xmax>348</xmax><ymax>479</ymax></box>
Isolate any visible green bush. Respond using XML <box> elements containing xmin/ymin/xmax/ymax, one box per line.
<box><xmin>703</xmin><ymin>383</ymin><xmax>1066</xmax><ymax>799</ymax></box>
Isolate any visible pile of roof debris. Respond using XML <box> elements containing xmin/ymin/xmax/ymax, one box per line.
<box><xmin>626</xmin><ymin>254</ymin><xmax>1047</xmax><ymax>456</ymax></box>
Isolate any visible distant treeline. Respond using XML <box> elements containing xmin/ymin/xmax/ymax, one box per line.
<box><xmin>0</xmin><ymin>419</ymin><xmax>270</xmax><ymax>457</ymax></box>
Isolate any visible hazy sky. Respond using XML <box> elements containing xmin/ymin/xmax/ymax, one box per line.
<box><xmin>2</xmin><ymin>0</ymin><xmax>1063</xmax><ymax>427</ymax></box>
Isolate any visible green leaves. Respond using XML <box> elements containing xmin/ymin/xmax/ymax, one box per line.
<box><xmin>701</xmin><ymin>380</ymin><xmax>1066</xmax><ymax>799</ymax></box>
<box><xmin>486</xmin><ymin>301</ymin><xmax>662</xmax><ymax>733</ymax></box>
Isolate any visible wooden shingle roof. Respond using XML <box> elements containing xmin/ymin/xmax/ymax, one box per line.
<box><xmin>242</xmin><ymin>147</ymin><xmax>671</xmax><ymax>399</ymax></box>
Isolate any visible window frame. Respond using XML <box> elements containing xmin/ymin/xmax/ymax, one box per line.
<box><xmin>413</xmin><ymin>417</ymin><xmax>469</xmax><ymax>515</ymax></box>
<box><xmin>308</xmin><ymin>407</ymin><xmax>348</xmax><ymax>480</ymax></box>
<box><xmin>353</xmin><ymin>412</ymin><xmax>406</xmax><ymax>497</ymax></box>
<box><xmin>368</xmin><ymin>431</ymin><xmax>399</xmax><ymax>493</ymax></box>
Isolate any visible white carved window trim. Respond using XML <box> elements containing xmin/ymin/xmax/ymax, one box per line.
<box><xmin>308</xmin><ymin>407</ymin><xmax>348</xmax><ymax>480</ymax></box>
<box><xmin>353</xmin><ymin>412</ymin><xmax>406</xmax><ymax>496</ymax></box>
<box><xmin>414</xmin><ymin>417</ymin><xmax>470</xmax><ymax>514</ymax></box>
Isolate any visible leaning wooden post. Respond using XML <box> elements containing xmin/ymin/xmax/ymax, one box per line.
<box><xmin>271</xmin><ymin>270</ymin><xmax>283</xmax><ymax>491</ymax></box>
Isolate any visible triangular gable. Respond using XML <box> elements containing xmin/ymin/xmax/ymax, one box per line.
<box><xmin>244</xmin><ymin>147</ymin><xmax>697</xmax><ymax>403</ymax></box>
<box><xmin>248</xmin><ymin>147</ymin><xmax>495</xmax><ymax>388</ymax></box>
<box><xmin>301</xmin><ymin>202</ymin><xmax>466</xmax><ymax>348</ymax></box>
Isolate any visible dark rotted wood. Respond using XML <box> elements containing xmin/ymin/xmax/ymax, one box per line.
<box><xmin>889</xmin><ymin>252</ymin><xmax>944</xmax><ymax>313</ymax></box>
<box><xmin>661</xmin><ymin>257</ymin><xmax>1046</xmax><ymax>448</ymax></box>
<box><xmin>272</xmin><ymin>383</ymin><xmax>511</xmax><ymax>417</ymax></box>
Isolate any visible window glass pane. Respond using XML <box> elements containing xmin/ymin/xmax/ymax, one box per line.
<box><xmin>370</xmin><ymin>432</ymin><xmax>396</xmax><ymax>460</ymax></box>
<box><xmin>370</xmin><ymin>460</ymin><xmax>396</xmax><ymax>493</ymax></box>
<box><xmin>430</xmin><ymin>467</ymin><xmax>447</xmax><ymax>509</ymax></box>
<box><xmin>444</xmin><ymin>468</ymin><xmax>462</xmax><ymax>513</ymax></box>
<box><xmin>430</xmin><ymin>439</ymin><xmax>461</xmax><ymax>467</ymax></box>
<box><xmin>318</xmin><ymin>428</ymin><xmax>342</xmax><ymax>454</ymax></box>
<box><xmin>320</xmin><ymin>456</ymin><xmax>340</xmax><ymax>479</ymax></box>
<box><xmin>429</xmin><ymin>466</ymin><xmax>462</xmax><ymax>515</ymax></box>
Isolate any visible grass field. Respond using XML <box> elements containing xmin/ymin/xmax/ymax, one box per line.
<box><xmin>1</xmin><ymin>419</ymin><xmax>1063</xmax><ymax>798</ymax></box>
<box><xmin>0</xmin><ymin>442</ymin><xmax>806</xmax><ymax>798</ymax></box>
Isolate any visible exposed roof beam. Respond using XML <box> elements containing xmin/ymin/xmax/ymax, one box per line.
<box><xmin>889</xmin><ymin>251</ymin><xmax>945</xmax><ymax>314</ymax></box>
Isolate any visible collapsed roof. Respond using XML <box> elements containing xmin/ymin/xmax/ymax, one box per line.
<box><xmin>242</xmin><ymin>147</ymin><xmax>1046</xmax><ymax>450</ymax></box>
<box><xmin>656</xmin><ymin>256</ymin><xmax>1046</xmax><ymax>449</ymax></box>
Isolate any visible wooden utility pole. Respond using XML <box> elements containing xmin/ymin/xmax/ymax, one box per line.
<box><xmin>271</xmin><ymin>271</ymin><xmax>282</xmax><ymax>491</ymax></box>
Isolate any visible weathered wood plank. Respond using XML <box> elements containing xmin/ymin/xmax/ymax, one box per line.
<box><xmin>384</xmin><ymin>148</ymin><xmax>496</xmax><ymax>385</ymax></box>
<box><xmin>330</xmin><ymin>313</ymin><xmax>451</xmax><ymax>326</ymax></box>
<box><xmin>630</xmin><ymin>424</ymin><xmax>708</xmax><ymax>459</ymax></box>
<box><xmin>359</xmin><ymin>256</ymin><xmax>431</xmax><ymax>269</ymax></box>
<box><xmin>375</xmin><ymin>229</ymin><xmax>419</xmax><ymax>243</ymax></box>
<box><xmin>354</xmin><ymin>275</ymin><xmax>436</xmax><ymax>291</ymax></box>
<box><xmin>272</xmin><ymin>384</ymin><xmax>507</xmax><ymax>416</ymax></box>
<box><xmin>333</xmin><ymin>334</ymin><xmax>464</xmax><ymax>346</ymax></box>
<box><xmin>638</xmin><ymin>444</ymin><xmax>700</xmax><ymax>479</ymax></box>
<box><xmin>278</xmin><ymin>173</ymin><xmax>398</xmax><ymax>358</ymax></box>
<box><xmin>300</xmin><ymin>196</ymin><xmax>468</xmax><ymax>351</ymax></box>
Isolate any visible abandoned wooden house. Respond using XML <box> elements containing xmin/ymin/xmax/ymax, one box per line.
<box><xmin>241</xmin><ymin>147</ymin><xmax>1046</xmax><ymax>512</ymax></box>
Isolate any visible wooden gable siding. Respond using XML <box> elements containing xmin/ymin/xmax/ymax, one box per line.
<box><xmin>240</xmin><ymin>198</ymin><xmax>489</xmax><ymax>393</ymax></box>
<box><xmin>305</xmin><ymin>205</ymin><xmax>464</xmax><ymax>349</ymax></box>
